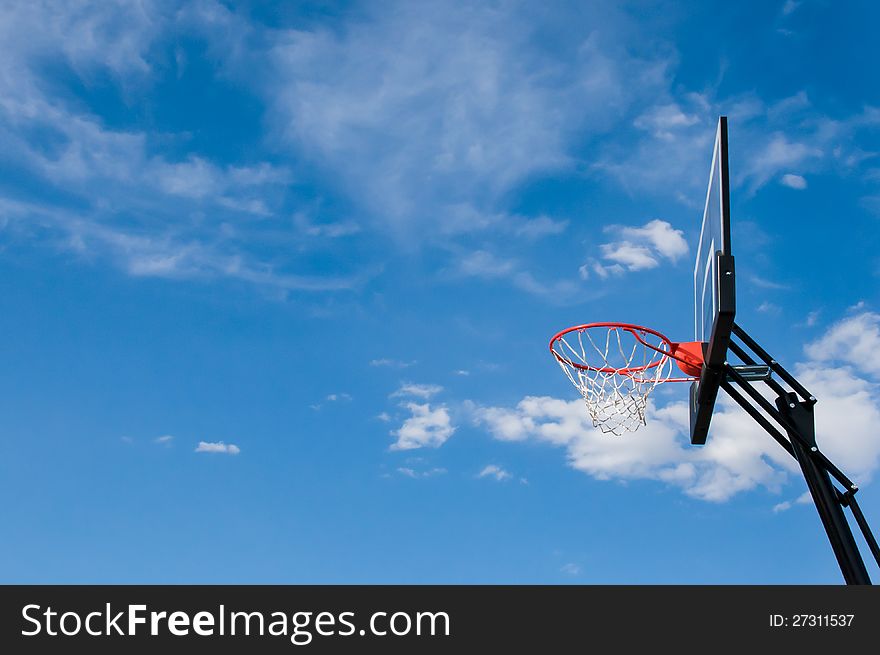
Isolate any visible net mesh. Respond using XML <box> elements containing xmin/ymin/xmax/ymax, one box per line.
<box><xmin>551</xmin><ymin>325</ymin><xmax>675</xmax><ymax>436</ymax></box>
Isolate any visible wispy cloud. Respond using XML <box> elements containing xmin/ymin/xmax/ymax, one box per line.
<box><xmin>391</xmin><ymin>383</ymin><xmax>444</xmax><ymax>399</ymax></box>
<box><xmin>294</xmin><ymin>213</ymin><xmax>362</xmax><ymax>238</ymax></box>
<box><xmin>748</xmin><ymin>275</ymin><xmax>790</xmax><ymax>291</ymax></box>
<box><xmin>260</xmin><ymin>3</ymin><xmax>647</xmax><ymax>241</ymax></box>
<box><xmin>154</xmin><ymin>435</ymin><xmax>174</xmax><ymax>445</ymax></box>
<box><xmin>370</xmin><ymin>359</ymin><xmax>417</xmax><ymax>369</ymax></box>
<box><xmin>782</xmin><ymin>0</ymin><xmax>800</xmax><ymax>16</ymax></box>
<box><xmin>454</xmin><ymin>249</ymin><xmax>581</xmax><ymax>301</ymax></box>
<box><xmin>560</xmin><ymin>562</ymin><xmax>582</xmax><ymax>576</ymax></box>
<box><xmin>397</xmin><ymin>466</ymin><xmax>447</xmax><ymax>479</ymax></box>
<box><xmin>0</xmin><ymin>3</ymin><xmax>379</xmax><ymax>298</ymax></box>
<box><xmin>477</xmin><ymin>464</ymin><xmax>512</xmax><ymax>481</ymax></box>
<box><xmin>0</xmin><ymin>199</ymin><xmax>374</xmax><ymax>294</ymax></box>
<box><xmin>743</xmin><ymin>134</ymin><xmax>821</xmax><ymax>191</ymax></box>
<box><xmin>757</xmin><ymin>301</ymin><xmax>782</xmax><ymax>315</ymax></box>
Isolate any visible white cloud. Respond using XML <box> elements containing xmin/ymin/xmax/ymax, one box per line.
<box><xmin>294</xmin><ymin>213</ymin><xmax>362</xmax><ymax>238</ymax></box>
<box><xmin>391</xmin><ymin>383</ymin><xmax>444</xmax><ymax>399</ymax></box>
<box><xmin>0</xmin><ymin>3</ymin><xmax>379</xmax><ymax>297</ymax></box>
<box><xmin>781</xmin><ymin>173</ymin><xmax>807</xmax><ymax>189</ymax></box>
<box><xmin>326</xmin><ymin>393</ymin><xmax>352</xmax><ymax>402</ymax></box>
<box><xmin>195</xmin><ymin>441</ymin><xmax>241</xmax><ymax>455</ymax></box>
<box><xmin>2</xmin><ymin>1</ymin><xmax>878</xmax><ymax>305</ymax></box>
<box><xmin>597</xmin><ymin>91</ymin><xmax>879</xmax><ymax>203</ymax></box>
<box><xmin>454</xmin><ymin>249</ymin><xmax>580</xmax><ymax>301</ymax></box>
<box><xmin>370</xmin><ymin>358</ymin><xmax>417</xmax><ymax>369</ymax></box>
<box><xmin>773</xmin><ymin>491</ymin><xmax>811</xmax><ymax>513</ymax></box>
<box><xmin>154</xmin><ymin>435</ymin><xmax>174</xmax><ymax>444</ymax></box>
<box><xmin>634</xmin><ymin>103</ymin><xmax>698</xmax><ymax>139</ymax></box>
<box><xmin>473</xmin><ymin>312</ymin><xmax>880</xmax><ymax>500</ymax></box>
<box><xmin>749</xmin><ymin>275</ymin><xmax>790</xmax><ymax>290</ymax></box>
<box><xmin>376</xmin><ymin>412</ymin><xmax>392</xmax><ymax>422</ymax></box>
<box><xmin>397</xmin><ymin>467</ymin><xmax>447</xmax><ymax>478</ymax></box>
<box><xmin>473</xmin><ymin>394</ymin><xmax>791</xmax><ymax>502</ymax></box>
<box><xmin>513</xmin><ymin>215</ymin><xmax>569</xmax><ymax>239</ymax></box>
<box><xmin>261</xmin><ymin>2</ymin><xmax>656</xmax><ymax>242</ymax></box>
<box><xmin>587</xmin><ymin>219</ymin><xmax>688</xmax><ymax>277</ymax></box>
<box><xmin>744</xmin><ymin>133</ymin><xmax>822</xmax><ymax>191</ymax></box>
<box><xmin>390</xmin><ymin>403</ymin><xmax>456</xmax><ymax>451</ymax></box>
<box><xmin>599</xmin><ymin>242</ymin><xmax>658</xmax><ymax>271</ymax></box>
<box><xmin>619</xmin><ymin>219</ymin><xmax>689</xmax><ymax>261</ymax></box>
<box><xmin>757</xmin><ymin>301</ymin><xmax>781</xmax><ymax>315</ymax></box>
<box><xmin>792</xmin><ymin>364</ymin><xmax>880</xmax><ymax>481</ymax></box>
<box><xmin>560</xmin><ymin>562</ymin><xmax>582</xmax><ymax>576</ymax></box>
<box><xmin>458</xmin><ymin>251</ymin><xmax>517</xmax><ymax>278</ymax></box>
<box><xmin>782</xmin><ymin>0</ymin><xmax>800</xmax><ymax>16</ymax></box>
<box><xmin>805</xmin><ymin>312</ymin><xmax>880</xmax><ymax>375</ymax></box>
<box><xmin>478</xmin><ymin>464</ymin><xmax>512</xmax><ymax>481</ymax></box>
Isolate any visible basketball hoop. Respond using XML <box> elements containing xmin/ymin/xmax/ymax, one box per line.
<box><xmin>549</xmin><ymin>323</ymin><xmax>704</xmax><ymax>436</ymax></box>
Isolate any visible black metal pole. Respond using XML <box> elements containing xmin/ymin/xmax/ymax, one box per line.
<box><xmin>775</xmin><ymin>393</ymin><xmax>871</xmax><ymax>584</ymax></box>
<box><xmin>846</xmin><ymin>495</ymin><xmax>880</xmax><ymax>568</ymax></box>
<box><xmin>732</xmin><ymin>323</ymin><xmax>814</xmax><ymax>403</ymax></box>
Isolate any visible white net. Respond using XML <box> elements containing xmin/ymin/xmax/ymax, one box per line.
<box><xmin>551</xmin><ymin>325</ymin><xmax>675</xmax><ymax>436</ymax></box>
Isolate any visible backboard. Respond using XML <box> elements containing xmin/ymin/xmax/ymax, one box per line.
<box><xmin>690</xmin><ymin>117</ymin><xmax>736</xmax><ymax>445</ymax></box>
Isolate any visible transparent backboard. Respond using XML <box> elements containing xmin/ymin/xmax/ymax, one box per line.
<box><xmin>694</xmin><ymin>118</ymin><xmax>731</xmax><ymax>343</ymax></box>
<box><xmin>690</xmin><ymin>117</ymin><xmax>735</xmax><ymax>445</ymax></box>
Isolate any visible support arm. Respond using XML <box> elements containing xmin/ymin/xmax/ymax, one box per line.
<box><xmin>716</xmin><ymin>323</ymin><xmax>879</xmax><ymax>583</ymax></box>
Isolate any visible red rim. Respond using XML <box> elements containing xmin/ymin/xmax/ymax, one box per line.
<box><xmin>549</xmin><ymin>322</ymin><xmax>675</xmax><ymax>374</ymax></box>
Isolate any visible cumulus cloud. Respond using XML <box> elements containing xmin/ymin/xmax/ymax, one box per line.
<box><xmin>472</xmin><ymin>311</ymin><xmax>880</xmax><ymax>501</ymax></box>
<box><xmin>619</xmin><ymin>220</ymin><xmax>689</xmax><ymax>261</ymax></box>
<box><xmin>600</xmin><ymin>242</ymin><xmax>659</xmax><ymax>271</ymax></box>
<box><xmin>586</xmin><ymin>219</ymin><xmax>688</xmax><ymax>277</ymax></box>
<box><xmin>473</xmin><ymin>394</ymin><xmax>790</xmax><ymax>502</ymax></box>
<box><xmin>390</xmin><ymin>403</ymin><xmax>456</xmax><ymax>451</ymax></box>
<box><xmin>195</xmin><ymin>441</ymin><xmax>241</xmax><ymax>455</ymax></box>
<box><xmin>804</xmin><ymin>312</ymin><xmax>880</xmax><ymax>375</ymax></box>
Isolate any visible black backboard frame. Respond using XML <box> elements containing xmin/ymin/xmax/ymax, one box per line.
<box><xmin>690</xmin><ymin>117</ymin><xmax>736</xmax><ymax>445</ymax></box>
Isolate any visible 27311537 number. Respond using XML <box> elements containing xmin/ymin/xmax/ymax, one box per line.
<box><xmin>770</xmin><ymin>614</ymin><xmax>855</xmax><ymax>627</ymax></box>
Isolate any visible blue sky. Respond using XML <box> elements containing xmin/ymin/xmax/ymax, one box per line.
<box><xmin>1</xmin><ymin>0</ymin><xmax>880</xmax><ymax>583</ymax></box>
